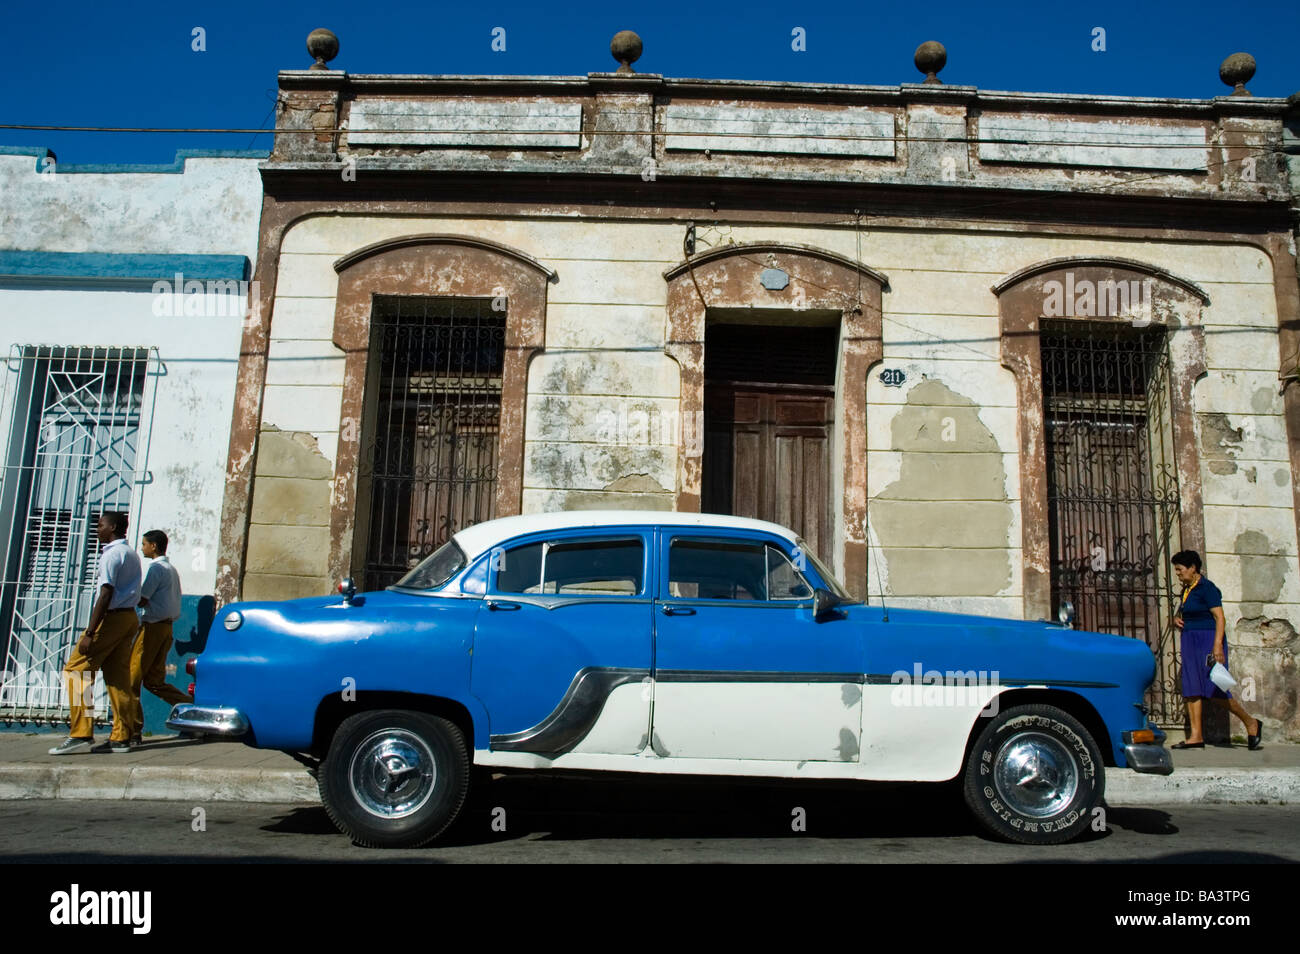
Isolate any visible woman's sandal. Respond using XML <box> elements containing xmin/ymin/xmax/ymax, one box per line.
<box><xmin>1171</xmin><ymin>740</ymin><xmax>1205</xmax><ymax>749</ymax></box>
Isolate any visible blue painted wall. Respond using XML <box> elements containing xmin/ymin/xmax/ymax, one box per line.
<box><xmin>138</xmin><ymin>593</ymin><xmax>215</xmax><ymax>736</ymax></box>
<box><xmin>0</xmin><ymin>145</ymin><xmax>268</xmax><ymax>175</ymax></box>
<box><xmin>0</xmin><ymin>250</ymin><xmax>249</xmax><ymax>281</ymax></box>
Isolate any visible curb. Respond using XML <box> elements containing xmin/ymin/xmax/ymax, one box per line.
<box><xmin>1104</xmin><ymin>768</ymin><xmax>1300</xmax><ymax>805</ymax></box>
<box><xmin>0</xmin><ymin>765</ymin><xmax>319</xmax><ymax>803</ymax></box>
<box><xmin>1</xmin><ymin>763</ymin><xmax>1298</xmax><ymax>805</ymax></box>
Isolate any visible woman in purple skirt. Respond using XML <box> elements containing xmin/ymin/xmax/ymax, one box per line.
<box><xmin>1170</xmin><ymin>550</ymin><xmax>1262</xmax><ymax>749</ymax></box>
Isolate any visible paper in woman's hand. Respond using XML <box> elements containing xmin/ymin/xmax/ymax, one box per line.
<box><xmin>1209</xmin><ymin>662</ymin><xmax>1238</xmax><ymax>693</ymax></box>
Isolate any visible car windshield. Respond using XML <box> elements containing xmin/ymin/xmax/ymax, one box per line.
<box><xmin>797</xmin><ymin>539</ymin><xmax>855</xmax><ymax>601</ymax></box>
<box><xmin>393</xmin><ymin>539</ymin><xmax>467</xmax><ymax>590</ymax></box>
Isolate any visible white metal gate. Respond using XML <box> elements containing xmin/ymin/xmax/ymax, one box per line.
<box><xmin>0</xmin><ymin>345</ymin><xmax>158</xmax><ymax>724</ymax></box>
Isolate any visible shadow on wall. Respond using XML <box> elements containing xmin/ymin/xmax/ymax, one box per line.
<box><xmin>174</xmin><ymin>595</ymin><xmax>215</xmax><ymax>656</ymax></box>
<box><xmin>140</xmin><ymin>594</ymin><xmax>215</xmax><ymax>735</ymax></box>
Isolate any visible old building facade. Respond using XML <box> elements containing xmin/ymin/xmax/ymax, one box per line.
<box><xmin>219</xmin><ymin>32</ymin><xmax>1300</xmax><ymax>737</ymax></box>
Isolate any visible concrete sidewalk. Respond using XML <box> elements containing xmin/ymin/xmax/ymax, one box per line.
<box><xmin>1</xmin><ymin>728</ymin><xmax>1297</xmax><ymax>805</ymax></box>
<box><xmin>0</xmin><ymin>733</ymin><xmax>318</xmax><ymax>803</ymax></box>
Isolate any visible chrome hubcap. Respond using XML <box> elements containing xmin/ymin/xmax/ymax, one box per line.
<box><xmin>348</xmin><ymin>729</ymin><xmax>437</xmax><ymax>820</ymax></box>
<box><xmin>992</xmin><ymin>731</ymin><xmax>1079</xmax><ymax>818</ymax></box>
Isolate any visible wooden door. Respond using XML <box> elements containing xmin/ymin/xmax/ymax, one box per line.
<box><xmin>703</xmin><ymin>384</ymin><xmax>833</xmax><ymax>560</ymax></box>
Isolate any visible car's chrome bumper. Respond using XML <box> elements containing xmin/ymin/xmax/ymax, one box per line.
<box><xmin>166</xmin><ymin>704</ymin><xmax>249</xmax><ymax>737</ymax></box>
<box><xmin>1123</xmin><ymin>727</ymin><xmax>1174</xmax><ymax>775</ymax></box>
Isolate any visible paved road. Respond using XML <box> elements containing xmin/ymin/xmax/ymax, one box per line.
<box><xmin>2</xmin><ymin>774</ymin><xmax>1297</xmax><ymax>862</ymax></box>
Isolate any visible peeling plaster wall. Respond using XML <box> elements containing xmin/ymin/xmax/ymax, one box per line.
<box><xmin>1191</xmin><ymin>279</ymin><xmax>1300</xmax><ymax>739</ymax></box>
<box><xmin>0</xmin><ymin>155</ymin><xmax>263</xmax><ymax>600</ymax></box>
<box><xmin>0</xmin><ymin>154</ymin><xmax>263</xmax><ymax>256</ymax></box>
<box><xmin>525</xmin><ymin>351</ymin><xmax>678</xmax><ymax>513</ymax></box>
<box><xmin>0</xmin><ymin>288</ymin><xmax>245</xmax><ymax>599</ymax></box>
<box><xmin>243</xmin><ymin>427</ymin><xmax>335</xmax><ymax>600</ymax></box>
<box><xmin>237</xmin><ymin>253</ymin><xmax>346</xmax><ymax>599</ymax></box>
<box><xmin>264</xmin><ymin>217</ymin><xmax>1299</xmax><ymax>727</ymax></box>
<box><xmin>871</xmin><ymin>379</ymin><xmax>1015</xmax><ymax>605</ymax></box>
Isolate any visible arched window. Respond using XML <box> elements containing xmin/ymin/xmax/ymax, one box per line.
<box><xmin>996</xmin><ymin>257</ymin><xmax>1210</xmax><ymax>724</ymax></box>
<box><xmin>331</xmin><ymin>235</ymin><xmax>553</xmax><ymax>589</ymax></box>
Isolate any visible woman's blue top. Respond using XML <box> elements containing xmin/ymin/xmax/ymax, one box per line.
<box><xmin>1180</xmin><ymin>576</ymin><xmax>1222</xmax><ymax>629</ymax></box>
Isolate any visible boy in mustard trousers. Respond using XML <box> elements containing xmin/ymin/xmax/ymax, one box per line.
<box><xmin>48</xmin><ymin>512</ymin><xmax>141</xmax><ymax>755</ymax></box>
<box><xmin>124</xmin><ymin>530</ymin><xmax>193</xmax><ymax>745</ymax></box>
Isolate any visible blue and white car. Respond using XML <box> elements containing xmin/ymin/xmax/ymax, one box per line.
<box><xmin>170</xmin><ymin>511</ymin><xmax>1172</xmax><ymax>847</ymax></box>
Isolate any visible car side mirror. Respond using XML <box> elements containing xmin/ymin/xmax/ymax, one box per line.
<box><xmin>813</xmin><ymin>587</ymin><xmax>844</xmax><ymax>622</ymax></box>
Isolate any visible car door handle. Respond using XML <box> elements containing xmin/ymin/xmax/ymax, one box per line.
<box><xmin>486</xmin><ymin>600</ymin><xmax>521</xmax><ymax>612</ymax></box>
<box><xmin>660</xmin><ymin>605</ymin><xmax>696</xmax><ymax>616</ymax></box>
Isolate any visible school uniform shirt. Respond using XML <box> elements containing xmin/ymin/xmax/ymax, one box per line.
<box><xmin>97</xmin><ymin>538</ymin><xmax>142</xmax><ymax>610</ymax></box>
<box><xmin>1179</xmin><ymin>576</ymin><xmax>1223</xmax><ymax>630</ymax></box>
<box><xmin>139</xmin><ymin>554</ymin><xmax>183</xmax><ymax>624</ymax></box>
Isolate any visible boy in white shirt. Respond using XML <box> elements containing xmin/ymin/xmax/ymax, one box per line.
<box><xmin>49</xmin><ymin>512</ymin><xmax>141</xmax><ymax>755</ymax></box>
<box><xmin>123</xmin><ymin>529</ymin><xmax>193</xmax><ymax>745</ymax></box>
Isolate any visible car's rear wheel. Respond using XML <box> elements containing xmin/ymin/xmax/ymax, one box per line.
<box><xmin>962</xmin><ymin>703</ymin><xmax>1104</xmax><ymax>845</ymax></box>
<box><xmin>318</xmin><ymin>709</ymin><xmax>468</xmax><ymax>848</ymax></box>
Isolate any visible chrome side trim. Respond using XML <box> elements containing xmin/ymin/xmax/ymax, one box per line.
<box><xmin>860</xmin><ymin>674</ymin><xmax>1120</xmax><ymax>689</ymax></box>
<box><xmin>485</xmin><ymin>595</ymin><xmax>654</xmax><ymax>611</ymax></box>
<box><xmin>659</xmin><ymin>670</ymin><xmax>863</xmax><ymax>684</ymax></box>
<box><xmin>489</xmin><ymin>667</ymin><xmax>649</xmax><ymax>755</ymax></box>
<box><xmin>166</xmin><ymin>704</ymin><xmax>249</xmax><ymax>737</ymax></box>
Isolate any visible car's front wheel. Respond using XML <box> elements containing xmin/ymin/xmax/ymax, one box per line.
<box><xmin>962</xmin><ymin>703</ymin><xmax>1104</xmax><ymax>845</ymax></box>
<box><xmin>318</xmin><ymin>709</ymin><xmax>468</xmax><ymax>848</ymax></box>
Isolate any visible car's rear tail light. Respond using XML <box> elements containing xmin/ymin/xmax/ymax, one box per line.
<box><xmin>187</xmin><ymin>682</ymin><xmax>196</xmax><ymax>696</ymax></box>
<box><xmin>185</xmin><ymin>658</ymin><xmax>196</xmax><ymax>676</ymax></box>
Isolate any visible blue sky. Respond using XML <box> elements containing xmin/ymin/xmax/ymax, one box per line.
<box><xmin>2</xmin><ymin>0</ymin><xmax>1297</xmax><ymax>164</ymax></box>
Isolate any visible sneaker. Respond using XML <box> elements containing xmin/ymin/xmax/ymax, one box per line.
<box><xmin>48</xmin><ymin>737</ymin><xmax>93</xmax><ymax>756</ymax></box>
<box><xmin>92</xmin><ymin>739</ymin><xmax>133</xmax><ymax>754</ymax></box>
<box><xmin>130</xmin><ymin>735</ymin><xmax>143</xmax><ymax>747</ymax></box>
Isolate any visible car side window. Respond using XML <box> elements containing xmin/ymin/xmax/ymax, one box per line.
<box><xmin>496</xmin><ymin>543</ymin><xmax>544</xmax><ymax>593</ymax></box>
<box><xmin>766</xmin><ymin>545</ymin><xmax>813</xmax><ymax>600</ymax></box>
<box><xmin>460</xmin><ymin>555</ymin><xmax>489</xmax><ymax>595</ymax></box>
<box><xmin>668</xmin><ymin>539</ymin><xmax>766</xmax><ymax>600</ymax></box>
<box><xmin>667</xmin><ymin>538</ymin><xmax>813</xmax><ymax>601</ymax></box>
<box><xmin>494</xmin><ymin>537</ymin><xmax>644</xmax><ymax>596</ymax></box>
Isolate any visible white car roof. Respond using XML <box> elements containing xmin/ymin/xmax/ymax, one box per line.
<box><xmin>451</xmin><ymin>510</ymin><xmax>800</xmax><ymax>560</ymax></box>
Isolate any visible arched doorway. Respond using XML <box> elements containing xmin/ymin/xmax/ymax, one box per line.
<box><xmin>664</xmin><ymin>242</ymin><xmax>886</xmax><ymax>598</ymax></box>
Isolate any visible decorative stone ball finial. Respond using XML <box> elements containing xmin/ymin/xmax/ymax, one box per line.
<box><xmin>307</xmin><ymin>28</ymin><xmax>340</xmax><ymax>71</ymax></box>
<box><xmin>914</xmin><ymin>41</ymin><xmax>947</xmax><ymax>84</ymax></box>
<box><xmin>1219</xmin><ymin>52</ymin><xmax>1256</xmax><ymax>96</ymax></box>
<box><xmin>611</xmin><ymin>30</ymin><xmax>643</xmax><ymax>74</ymax></box>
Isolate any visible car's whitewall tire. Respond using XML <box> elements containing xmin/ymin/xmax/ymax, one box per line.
<box><xmin>962</xmin><ymin>703</ymin><xmax>1104</xmax><ymax>845</ymax></box>
<box><xmin>319</xmin><ymin>709</ymin><xmax>468</xmax><ymax>848</ymax></box>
